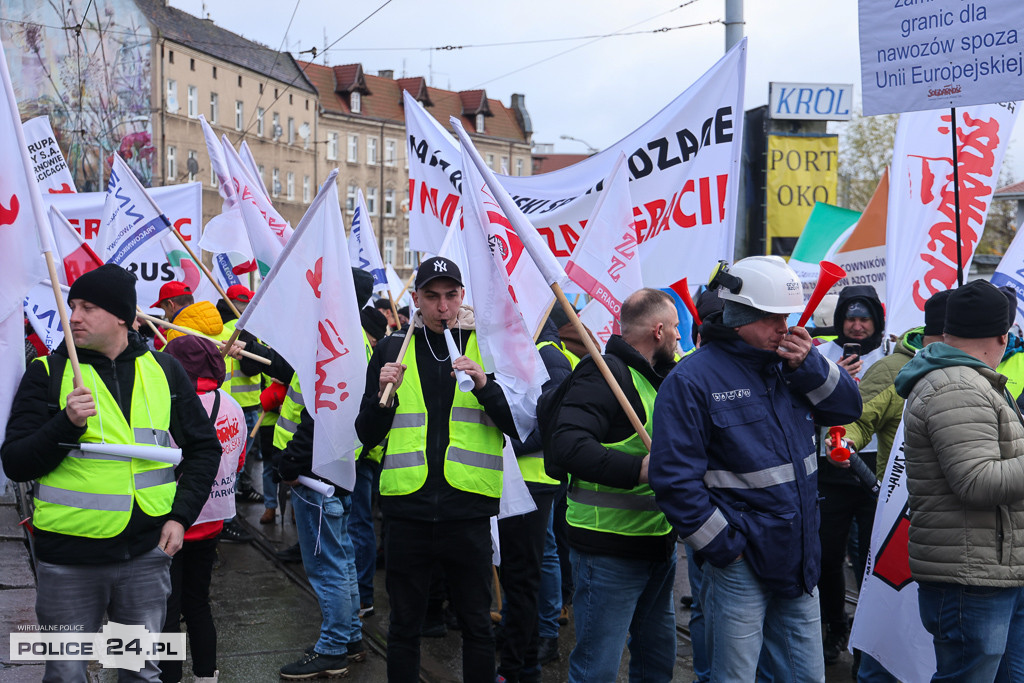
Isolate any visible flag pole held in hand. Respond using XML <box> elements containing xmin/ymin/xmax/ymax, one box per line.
<box><xmin>378</xmin><ymin>325</ymin><xmax>414</xmax><ymax>407</ymax></box>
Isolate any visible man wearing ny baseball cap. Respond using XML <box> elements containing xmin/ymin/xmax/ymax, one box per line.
<box><xmin>356</xmin><ymin>255</ymin><xmax>520</xmax><ymax>681</ymax></box>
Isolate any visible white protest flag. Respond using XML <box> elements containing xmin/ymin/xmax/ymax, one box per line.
<box><xmin>578</xmin><ymin>299</ymin><xmax>616</xmax><ymax>354</ymax></box>
<box><xmin>565</xmin><ymin>153</ymin><xmax>643</xmax><ymax>321</ymax></box>
<box><xmin>221</xmin><ymin>135</ymin><xmax>292</xmax><ymax>276</ymax></box>
<box><xmin>23</xmin><ymin>115</ymin><xmax>76</xmax><ymax>195</ymax></box>
<box><xmin>348</xmin><ymin>189</ymin><xmax>388</xmax><ymax>294</ymax></box>
<box><xmin>990</xmin><ymin>215</ymin><xmax>1024</xmax><ymax>329</ymax></box>
<box><xmin>850</xmin><ymin>418</ymin><xmax>935</xmax><ymax>681</ymax></box>
<box><xmin>199</xmin><ymin>114</ymin><xmax>235</xmax><ymax>207</ymax></box>
<box><xmin>406</xmin><ymin>40</ymin><xmax>746</xmax><ymax>288</ymax></box>
<box><xmin>438</xmin><ymin>218</ymin><xmax>473</xmax><ymax>309</ymax></box>
<box><xmin>457</xmin><ymin>132</ymin><xmax>549</xmax><ymax>441</ymax></box>
<box><xmin>235</xmin><ymin>170</ymin><xmax>364</xmax><ymax>490</ymax></box>
<box><xmin>240</xmin><ymin>140</ymin><xmax>271</xmax><ymax>201</ymax></box>
<box><xmin>0</xmin><ymin>35</ymin><xmax>56</xmax><ymax>478</ymax></box>
<box><xmin>886</xmin><ymin>103</ymin><xmax>1019</xmax><ymax>333</ymax></box>
<box><xmin>98</xmin><ymin>154</ymin><xmax>172</xmax><ymax>266</ymax></box>
<box><xmin>384</xmin><ymin>264</ymin><xmax>412</xmax><ymax>308</ymax></box>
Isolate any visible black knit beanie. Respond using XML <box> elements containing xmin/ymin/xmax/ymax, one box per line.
<box><xmin>923</xmin><ymin>290</ymin><xmax>952</xmax><ymax>336</ymax></box>
<box><xmin>722</xmin><ymin>300</ymin><xmax>773</xmax><ymax>328</ymax></box>
<box><xmin>944</xmin><ymin>280</ymin><xmax>1009</xmax><ymax>338</ymax></box>
<box><xmin>67</xmin><ymin>263</ymin><xmax>137</xmax><ymax>323</ymax></box>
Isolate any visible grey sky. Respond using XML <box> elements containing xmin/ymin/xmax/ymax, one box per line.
<box><xmin>169</xmin><ymin>0</ymin><xmax>1022</xmax><ymax>183</ymax></box>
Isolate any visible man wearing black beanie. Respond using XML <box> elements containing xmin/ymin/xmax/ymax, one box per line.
<box><xmin>895</xmin><ymin>279</ymin><xmax>1024</xmax><ymax>681</ymax></box>
<box><xmin>1</xmin><ymin>263</ymin><xmax>221</xmax><ymax>682</ymax></box>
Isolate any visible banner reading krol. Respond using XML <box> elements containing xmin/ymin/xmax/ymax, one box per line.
<box><xmin>885</xmin><ymin>102</ymin><xmax>1019</xmax><ymax>335</ymax></box>
<box><xmin>406</xmin><ymin>39</ymin><xmax>747</xmax><ymax>288</ymax></box>
<box><xmin>44</xmin><ymin>183</ymin><xmax>202</xmax><ymax>313</ymax></box>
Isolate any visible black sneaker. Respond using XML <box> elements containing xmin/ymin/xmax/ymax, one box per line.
<box><xmin>280</xmin><ymin>650</ymin><xmax>349</xmax><ymax>679</ymax></box>
<box><xmin>346</xmin><ymin>639</ymin><xmax>366</xmax><ymax>663</ymax></box>
<box><xmin>358</xmin><ymin>604</ymin><xmax>374</xmax><ymax>619</ymax></box>
<box><xmin>276</xmin><ymin>543</ymin><xmax>303</xmax><ymax>563</ymax></box>
<box><xmin>219</xmin><ymin>520</ymin><xmax>252</xmax><ymax>543</ymax></box>
<box><xmin>822</xmin><ymin>626</ymin><xmax>848</xmax><ymax>666</ymax></box>
<box><xmin>236</xmin><ymin>487</ymin><xmax>264</xmax><ymax>504</ymax></box>
<box><xmin>536</xmin><ymin>636</ymin><xmax>559</xmax><ymax>665</ymax></box>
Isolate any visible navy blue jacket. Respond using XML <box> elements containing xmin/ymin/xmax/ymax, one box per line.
<box><xmin>649</xmin><ymin>318</ymin><xmax>862</xmax><ymax>597</ymax></box>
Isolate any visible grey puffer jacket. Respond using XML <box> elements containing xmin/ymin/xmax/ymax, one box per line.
<box><xmin>895</xmin><ymin>342</ymin><xmax>1024</xmax><ymax>586</ymax></box>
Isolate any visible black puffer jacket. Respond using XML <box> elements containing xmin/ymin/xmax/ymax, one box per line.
<box><xmin>1</xmin><ymin>332</ymin><xmax>221</xmax><ymax>565</ymax></box>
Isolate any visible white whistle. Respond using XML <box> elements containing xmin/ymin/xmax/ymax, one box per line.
<box><xmin>444</xmin><ymin>325</ymin><xmax>475</xmax><ymax>392</ymax></box>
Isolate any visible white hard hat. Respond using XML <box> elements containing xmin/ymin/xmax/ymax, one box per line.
<box><xmin>713</xmin><ymin>256</ymin><xmax>804</xmax><ymax>314</ymax></box>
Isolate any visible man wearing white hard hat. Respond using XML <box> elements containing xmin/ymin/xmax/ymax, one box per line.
<box><xmin>649</xmin><ymin>256</ymin><xmax>862</xmax><ymax>681</ymax></box>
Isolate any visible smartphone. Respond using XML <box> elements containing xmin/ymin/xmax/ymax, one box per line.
<box><xmin>842</xmin><ymin>343</ymin><xmax>861</xmax><ymax>360</ymax></box>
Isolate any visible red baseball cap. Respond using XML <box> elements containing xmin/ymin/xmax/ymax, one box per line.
<box><xmin>226</xmin><ymin>284</ymin><xmax>255</xmax><ymax>303</ymax></box>
<box><xmin>150</xmin><ymin>281</ymin><xmax>192</xmax><ymax>308</ymax></box>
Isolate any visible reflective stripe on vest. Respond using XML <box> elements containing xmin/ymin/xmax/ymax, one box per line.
<box><xmin>33</xmin><ymin>353</ymin><xmax>176</xmax><ymax>539</ymax></box>
<box><xmin>566</xmin><ymin>366</ymin><xmax>671</xmax><ymax>537</ymax></box>
<box><xmin>273</xmin><ymin>375</ymin><xmax>305</xmax><ymax>451</ymax></box>
<box><xmin>222</xmin><ymin>320</ymin><xmax>261</xmax><ymax>407</ymax></box>
<box><xmin>380</xmin><ymin>331</ymin><xmax>505</xmax><ymax>498</ymax></box>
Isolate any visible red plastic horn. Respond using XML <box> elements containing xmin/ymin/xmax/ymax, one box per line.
<box><xmin>828</xmin><ymin>426</ymin><xmax>851</xmax><ymax>462</ymax></box>
<box><xmin>797</xmin><ymin>261</ymin><xmax>846</xmax><ymax>328</ymax></box>
<box><xmin>670</xmin><ymin>277</ymin><xmax>702</xmax><ymax>325</ymax></box>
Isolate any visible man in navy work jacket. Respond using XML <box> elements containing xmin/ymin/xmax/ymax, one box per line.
<box><xmin>649</xmin><ymin>256</ymin><xmax>862</xmax><ymax>682</ymax></box>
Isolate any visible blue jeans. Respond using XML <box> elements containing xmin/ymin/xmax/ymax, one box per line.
<box><xmin>349</xmin><ymin>459</ymin><xmax>377</xmax><ymax>606</ymax></box>
<box><xmin>699</xmin><ymin>557</ymin><xmax>824</xmax><ymax>682</ymax></box>
<box><xmin>918</xmin><ymin>581</ymin><xmax>1024</xmax><ymax>682</ymax></box>
<box><xmin>857</xmin><ymin>652</ymin><xmax>899</xmax><ymax>683</ymax></box>
<box><xmin>685</xmin><ymin>546</ymin><xmax>710</xmax><ymax>683</ymax></box>
<box><xmin>292</xmin><ymin>485</ymin><xmax>361</xmax><ymax>654</ymax></box>
<box><xmin>538</xmin><ymin>506</ymin><xmax>562</xmax><ymax>639</ymax></box>
<box><xmin>568</xmin><ymin>548</ymin><xmax>677</xmax><ymax>683</ymax></box>
<box><xmin>35</xmin><ymin>546</ymin><xmax>172</xmax><ymax>682</ymax></box>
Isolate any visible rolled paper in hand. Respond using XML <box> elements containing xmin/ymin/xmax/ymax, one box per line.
<box><xmin>78</xmin><ymin>442</ymin><xmax>183</xmax><ymax>465</ymax></box>
<box><xmin>444</xmin><ymin>326</ymin><xmax>475</xmax><ymax>392</ymax></box>
<box><xmin>297</xmin><ymin>475</ymin><xmax>335</xmax><ymax>498</ymax></box>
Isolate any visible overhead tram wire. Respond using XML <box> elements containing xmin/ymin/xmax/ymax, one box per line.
<box><xmin>241</xmin><ymin>0</ymin><xmax>303</xmax><ymax>139</ymax></box>
<box><xmin>234</xmin><ymin>0</ymin><xmax>394</xmax><ymax>142</ymax></box>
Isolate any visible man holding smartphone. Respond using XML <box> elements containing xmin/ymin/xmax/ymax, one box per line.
<box><xmin>812</xmin><ymin>284</ymin><xmax>887</xmax><ymax>670</ymax></box>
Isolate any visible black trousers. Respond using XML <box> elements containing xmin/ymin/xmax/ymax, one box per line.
<box><xmin>160</xmin><ymin>536</ymin><xmax>219</xmax><ymax>682</ymax></box>
<box><xmin>497</xmin><ymin>489</ymin><xmax>555</xmax><ymax>681</ymax></box>
<box><xmin>385</xmin><ymin>517</ymin><xmax>495</xmax><ymax>683</ymax></box>
<box><xmin>817</xmin><ymin>481</ymin><xmax>876</xmax><ymax>633</ymax></box>
<box><xmin>553</xmin><ymin>480</ymin><xmax>573</xmax><ymax>605</ymax></box>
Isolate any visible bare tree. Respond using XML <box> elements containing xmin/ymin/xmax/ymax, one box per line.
<box><xmin>833</xmin><ymin>111</ymin><xmax>898</xmax><ymax>211</ymax></box>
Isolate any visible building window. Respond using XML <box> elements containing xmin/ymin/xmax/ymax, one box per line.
<box><xmin>501</xmin><ymin>156</ymin><xmax>509</xmax><ymax>173</ymax></box>
<box><xmin>187</xmin><ymin>150</ymin><xmax>197</xmax><ymax>181</ymax></box>
<box><xmin>257</xmin><ymin>108</ymin><xmax>265</xmax><ymax>137</ymax></box>
<box><xmin>166</xmin><ymin>79</ymin><xmax>178</xmax><ymax>113</ymax></box>
<box><xmin>289</xmin><ymin>93</ymin><xmax>293</xmax><ymax>105</ymax></box>
<box><xmin>486</xmin><ymin>153</ymin><xmax>495</xmax><ymax>170</ymax></box>
<box><xmin>347</xmin><ymin>134</ymin><xmax>358</xmax><ymax>163</ymax></box>
<box><xmin>305</xmin><ymin>99</ymin><xmax>310</xmax><ymax>110</ymax></box>
<box><xmin>326</xmin><ymin>132</ymin><xmax>339</xmax><ymax>161</ymax></box>
<box><xmin>166</xmin><ymin>146</ymin><xmax>176</xmax><ymax>180</ymax></box>
<box><xmin>212</xmin><ymin>65</ymin><xmax>217</xmax><ymax>79</ymax></box>
<box><xmin>302</xmin><ymin>122</ymin><xmax>311</xmax><ymax>150</ymax></box>
<box><xmin>346</xmin><ymin>183</ymin><xmax>357</xmax><ymax>213</ymax></box>
<box><xmin>303</xmin><ymin>175</ymin><xmax>311</xmax><ymax>203</ymax></box>
<box><xmin>351</xmin><ymin>91</ymin><xmax>361</xmax><ymax>114</ymax></box>
<box><xmin>235</xmin><ymin>101</ymin><xmax>243</xmax><ymax>131</ymax></box>
<box><xmin>187</xmin><ymin>85</ymin><xmax>197</xmax><ymax>118</ymax></box>
<box><xmin>384</xmin><ymin>238</ymin><xmax>395</xmax><ymax>265</ymax></box>
<box><xmin>366</xmin><ymin>186</ymin><xmax>378</xmax><ymax>215</ymax></box>
<box><xmin>211</xmin><ymin>164</ymin><xmax>218</xmax><ymax>188</ymax></box>
<box><xmin>385</xmin><ymin>138</ymin><xmax>397</xmax><ymax>166</ymax></box>
<box><xmin>209</xmin><ymin>92</ymin><xmax>218</xmax><ymax>124</ymax></box>
<box><xmin>259</xmin><ymin>83</ymin><xmax>264</xmax><ymax>94</ymax></box>
<box><xmin>515</xmin><ymin>158</ymin><xmax>524</xmax><ymax>176</ymax></box>
<box><xmin>237</xmin><ymin>74</ymin><xmax>242</xmax><ymax>87</ymax></box>
<box><xmin>287</xmin><ymin>117</ymin><xmax>295</xmax><ymax>145</ymax></box>
<box><xmin>272</xmin><ymin>168</ymin><xmax>280</xmax><ymax>197</ymax></box>
<box><xmin>190</xmin><ymin>57</ymin><xmax>195</xmax><ymax>71</ymax></box>
<box><xmin>286</xmin><ymin>172</ymin><xmax>295</xmax><ymax>200</ymax></box>
<box><xmin>258</xmin><ymin>165</ymin><xmax>265</xmax><ymax>187</ymax></box>
<box><xmin>367</xmin><ymin>137</ymin><xmax>378</xmax><ymax>165</ymax></box>
<box><xmin>168</xmin><ymin>50</ymin><xmax>174</xmax><ymax>64</ymax></box>
<box><xmin>272</xmin><ymin>112</ymin><xmax>281</xmax><ymax>140</ymax></box>
<box><xmin>403</xmin><ymin>238</ymin><xmax>414</xmax><ymax>268</ymax></box>
<box><xmin>476</xmin><ymin>112</ymin><xmax>485</xmax><ymax>133</ymax></box>
<box><xmin>384</xmin><ymin>188</ymin><xmax>395</xmax><ymax>217</ymax></box>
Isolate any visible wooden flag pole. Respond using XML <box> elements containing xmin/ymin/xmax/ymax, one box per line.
<box><xmin>378</xmin><ymin>323</ymin><xmax>416</xmax><ymax>407</ymax></box>
<box><xmin>138</xmin><ymin>307</ymin><xmax>166</xmax><ymax>345</ymax></box>
<box><xmin>249</xmin><ymin>409</ymin><xmax>265</xmax><ymax>439</ymax></box>
<box><xmin>42</xmin><ymin>252</ymin><xmax>83</xmax><ymax>388</ymax></box>
<box><xmin>137</xmin><ymin>312</ymin><xmax>271</xmax><ymax>365</ymax></box>
<box><xmin>551</xmin><ymin>282</ymin><xmax>650</xmax><ymax>451</ymax></box>
<box><xmin>533</xmin><ymin>298</ymin><xmax>556</xmax><ymax>343</ymax></box>
<box><xmin>386</xmin><ymin>289</ymin><xmax>401</xmax><ymax>332</ymax></box>
<box><xmin>396</xmin><ymin>270</ymin><xmax>417</xmax><ymax>304</ymax></box>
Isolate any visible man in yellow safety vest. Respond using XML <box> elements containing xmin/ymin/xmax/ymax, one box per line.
<box><xmin>1</xmin><ymin>264</ymin><xmax>220</xmax><ymax>682</ymax></box>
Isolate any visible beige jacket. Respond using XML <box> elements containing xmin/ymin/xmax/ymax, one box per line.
<box><xmin>902</xmin><ymin>360</ymin><xmax>1024</xmax><ymax>586</ymax></box>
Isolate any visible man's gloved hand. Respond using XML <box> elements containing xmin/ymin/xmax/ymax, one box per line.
<box><xmin>260</xmin><ymin>381</ymin><xmax>287</xmax><ymax>413</ymax></box>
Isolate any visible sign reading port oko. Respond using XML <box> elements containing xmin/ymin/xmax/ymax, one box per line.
<box><xmin>10</xmin><ymin>621</ymin><xmax>185</xmax><ymax>671</ymax></box>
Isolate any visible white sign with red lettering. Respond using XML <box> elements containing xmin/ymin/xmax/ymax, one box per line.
<box><xmin>406</xmin><ymin>39</ymin><xmax>746</xmax><ymax>288</ymax></box>
<box><xmin>885</xmin><ymin>102</ymin><xmax>1019</xmax><ymax>334</ymax></box>
<box><xmin>44</xmin><ymin>183</ymin><xmax>202</xmax><ymax>313</ymax></box>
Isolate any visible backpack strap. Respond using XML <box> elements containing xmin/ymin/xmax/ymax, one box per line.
<box><xmin>45</xmin><ymin>355</ymin><xmax>68</xmax><ymax>416</ymax></box>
